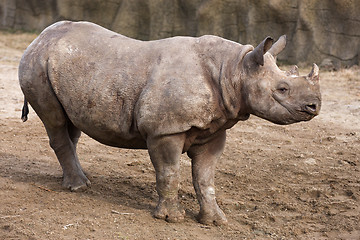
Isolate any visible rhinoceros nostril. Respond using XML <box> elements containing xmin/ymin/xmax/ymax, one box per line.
<box><xmin>305</xmin><ymin>104</ymin><xmax>317</xmax><ymax>114</ymax></box>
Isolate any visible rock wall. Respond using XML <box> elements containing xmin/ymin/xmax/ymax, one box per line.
<box><xmin>1</xmin><ymin>0</ymin><xmax>359</xmax><ymax>66</ymax></box>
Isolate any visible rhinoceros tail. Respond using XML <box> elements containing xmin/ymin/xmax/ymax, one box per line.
<box><xmin>21</xmin><ymin>98</ymin><xmax>29</xmax><ymax>122</ymax></box>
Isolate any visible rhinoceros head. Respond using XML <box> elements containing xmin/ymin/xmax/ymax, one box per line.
<box><xmin>242</xmin><ymin>35</ymin><xmax>321</xmax><ymax>125</ymax></box>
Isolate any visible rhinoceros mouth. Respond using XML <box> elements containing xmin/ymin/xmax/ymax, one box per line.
<box><xmin>299</xmin><ymin>111</ymin><xmax>317</xmax><ymax>120</ymax></box>
<box><xmin>274</xmin><ymin>98</ymin><xmax>316</xmax><ymax>122</ymax></box>
<box><xmin>289</xmin><ymin>106</ymin><xmax>316</xmax><ymax>120</ymax></box>
<box><xmin>299</xmin><ymin>110</ymin><xmax>317</xmax><ymax>118</ymax></box>
<box><xmin>273</xmin><ymin>91</ymin><xmax>320</xmax><ymax>119</ymax></box>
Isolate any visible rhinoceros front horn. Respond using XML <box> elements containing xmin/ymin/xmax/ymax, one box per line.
<box><xmin>268</xmin><ymin>35</ymin><xmax>287</xmax><ymax>57</ymax></box>
<box><xmin>307</xmin><ymin>63</ymin><xmax>320</xmax><ymax>83</ymax></box>
<box><xmin>243</xmin><ymin>36</ymin><xmax>273</xmax><ymax>68</ymax></box>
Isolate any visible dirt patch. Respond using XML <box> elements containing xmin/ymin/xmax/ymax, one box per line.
<box><xmin>0</xmin><ymin>31</ymin><xmax>359</xmax><ymax>239</ymax></box>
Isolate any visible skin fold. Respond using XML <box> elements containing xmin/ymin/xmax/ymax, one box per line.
<box><xmin>19</xmin><ymin>21</ymin><xmax>321</xmax><ymax>225</ymax></box>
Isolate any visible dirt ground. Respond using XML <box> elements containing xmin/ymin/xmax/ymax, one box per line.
<box><xmin>0</xmin><ymin>31</ymin><xmax>359</xmax><ymax>240</ymax></box>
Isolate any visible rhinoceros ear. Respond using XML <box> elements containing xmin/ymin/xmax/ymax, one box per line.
<box><xmin>243</xmin><ymin>36</ymin><xmax>273</xmax><ymax>68</ymax></box>
<box><xmin>268</xmin><ymin>35</ymin><xmax>286</xmax><ymax>57</ymax></box>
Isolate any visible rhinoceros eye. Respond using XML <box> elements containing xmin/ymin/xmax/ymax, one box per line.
<box><xmin>279</xmin><ymin>87</ymin><xmax>288</xmax><ymax>93</ymax></box>
<box><xmin>276</xmin><ymin>82</ymin><xmax>290</xmax><ymax>94</ymax></box>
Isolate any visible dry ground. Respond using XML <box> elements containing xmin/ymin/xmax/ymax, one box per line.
<box><xmin>0</xmin><ymin>31</ymin><xmax>359</xmax><ymax>240</ymax></box>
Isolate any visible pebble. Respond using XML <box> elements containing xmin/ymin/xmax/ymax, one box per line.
<box><xmin>304</xmin><ymin>158</ymin><xmax>317</xmax><ymax>165</ymax></box>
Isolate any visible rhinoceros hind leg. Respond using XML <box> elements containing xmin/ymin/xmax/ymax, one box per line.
<box><xmin>65</xmin><ymin>121</ymin><xmax>89</xmax><ymax>180</ymax></box>
<box><xmin>45</xmin><ymin>123</ymin><xmax>90</xmax><ymax>191</ymax></box>
<box><xmin>67</xmin><ymin>120</ymin><xmax>82</xmax><ymax>151</ymax></box>
<box><xmin>147</xmin><ymin>134</ymin><xmax>186</xmax><ymax>223</ymax></box>
<box><xmin>188</xmin><ymin>131</ymin><xmax>228</xmax><ymax>226</ymax></box>
<box><xmin>44</xmin><ymin>122</ymin><xmax>90</xmax><ymax>191</ymax></box>
<box><xmin>26</xmin><ymin>87</ymin><xmax>90</xmax><ymax>191</ymax></box>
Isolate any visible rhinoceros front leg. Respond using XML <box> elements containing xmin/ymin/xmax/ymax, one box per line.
<box><xmin>147</xmin><ymin>134</ymin><xmax>186</xmax><ymax>222</ymax></box>
<box><xmin>188</xmin><ymin>131</ymin><xmax>228</xmax><ymax>225</ymax></box>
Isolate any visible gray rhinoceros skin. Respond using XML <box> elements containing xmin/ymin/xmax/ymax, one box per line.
<box><xmin>19</xmin><ymin>21</ymin><xmax>321</xmax><ymax>225</ymax></box>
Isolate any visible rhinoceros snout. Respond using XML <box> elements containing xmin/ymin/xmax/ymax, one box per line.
<box><xmin>303</xmin><ymin>102</ymin><xmax>320</xmax><ymax>116</ymax></box>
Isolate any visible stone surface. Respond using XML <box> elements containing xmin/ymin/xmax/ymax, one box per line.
<box><xmin>0</xmin><ymin>0</ymin><xmax>359</xmax><ymax>66</ymax></box>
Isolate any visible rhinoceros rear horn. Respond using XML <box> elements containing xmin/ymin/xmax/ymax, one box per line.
<box><xmin>268</xmin><ymin>35</ymin><xmax>287</xmax><ymax>57</ymax></box>
<box><xmin>244</xmin><ymin>36</ymin><xmax>273</xmax><ymax>68</ymax></box>
<box><xmin>287</xmin><ymin>65</ymin><xmax>299</xmax><ymax>76</ymax></box>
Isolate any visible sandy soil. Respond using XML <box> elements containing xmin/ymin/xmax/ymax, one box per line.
<box><xmin>0</xmin><ymin>31</ymin><xmax>359</xmax><ymax>240</ymax></box>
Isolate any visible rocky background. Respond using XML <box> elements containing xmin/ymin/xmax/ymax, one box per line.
<box><xmin>0</xmin><ymin>0</ymin><xmax>359</xmax><ymax>67</ymax></box>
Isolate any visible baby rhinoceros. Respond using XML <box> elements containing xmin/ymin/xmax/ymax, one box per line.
<box><xmin>19</xmin><ymin>21</ymin><xmax>321</xmax><ymax>225</ymax></box>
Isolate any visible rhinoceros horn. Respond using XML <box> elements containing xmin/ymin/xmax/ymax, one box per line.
<box><xmin>287</xmin><ymin>65</ymin><xmax>300</xmax><ymax>76</ymax></box>
<box><xmin>268</xmin><ymin>35</ymin><xmax>287</xmax><ymax>57</ymax></box>
<box><xmin>307</xmin><ymin>63</ymin><xmax>320</xmax><ymax>84</ymax></box>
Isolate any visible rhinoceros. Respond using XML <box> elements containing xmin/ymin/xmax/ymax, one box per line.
<box><xmin>19</xmin><ymin>21</ymin><xmax>321</xmax><ymax>225</ymax></box>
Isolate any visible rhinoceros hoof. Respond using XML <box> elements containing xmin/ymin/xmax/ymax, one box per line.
<box><xmin>62</xmin><ymin>174</ymin><xmax>91</xmax><ymax>191</ymax></box>
<box><xmin>197</xmin><ymin>208</ymin><xmax>228</xmax><ymax>226</ymax></box>
<box><xmin>153</xmin><ymin>200</ymin><xmax>185</xmax><ymax>223</ymax></box>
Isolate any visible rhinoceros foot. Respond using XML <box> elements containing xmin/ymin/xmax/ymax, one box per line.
<box><xmin>153</xmin><ymin>199</ymin><xmax>185</xmax><ymax>223</ymax></box>
<box><xmin>197</xmin><ymin>205</ymin><xmax>228</xmax><ymax>226</ymax></box>
<box><xmin>62</xmin><ymin>172</ymin><xmax>91</xmax><ymax>191</ymax></box>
